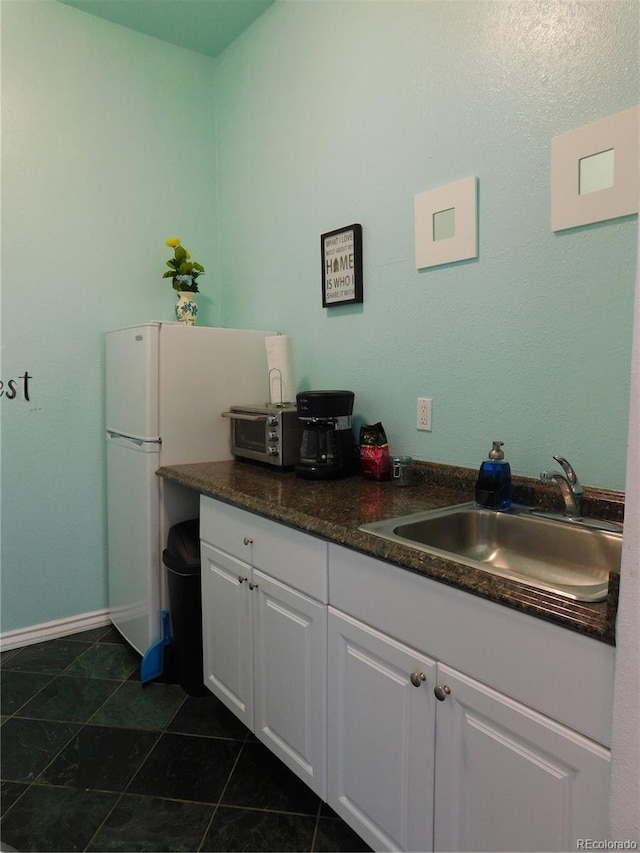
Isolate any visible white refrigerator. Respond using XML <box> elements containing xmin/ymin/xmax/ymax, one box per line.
<box><xmin>105</xmin><ymin>322</ymin><xmax>273</xmax><ymax>656</ymax></box>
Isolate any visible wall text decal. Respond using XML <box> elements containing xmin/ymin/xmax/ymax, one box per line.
<box><xmin>0</xmin><ymin>372</ymin><xmax>32</xmax><ymax>400</ymax></box>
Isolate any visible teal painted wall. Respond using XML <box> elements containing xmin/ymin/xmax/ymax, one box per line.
<box><xmin>215</xmin><ymin>0</ymin><xmax>638</xmax><ymax>488</ymax></box>
<box><xmin>1</xmin><ymin>0</ymin><xmax>638</xmax><ymax>635</ymax></box>
<box><xmin>1</xmin><ymin>0</ymin><xmax>217</xmax><ymax>633</ymax></box>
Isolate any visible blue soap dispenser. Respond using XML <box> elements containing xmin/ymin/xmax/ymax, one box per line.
<box><xmin>475</xmin><ymin>441</ymin><xmax>512</xmax><ymax>510</ymax></box>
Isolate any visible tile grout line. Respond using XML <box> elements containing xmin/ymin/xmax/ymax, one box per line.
<box><xmin>3</xmin><ymin>630</ymin><xmax>370</xmax><ymax>853</ymax></box>
<box><xmin>310</xmin><ymin>799</ymin><xmax>324</xmax><ymax>853</ymax></box>
<box><xmin>2</xmin><ymin>630</ymin><xmax>150</xmax><ymax>853</ymax></box>
<box><xmin>118</xmin><ymin>684</ymin><xmax>190</xmax><ymax>797</ymax></box>
<box><xmin>82</xmin><ymin>790</ymin><xmax>127</xmax><ymax>853</ymax></box>
<box><xmin>83</xmin><ymin>631</ymin><xmax>190</xmax><ymax>852</ymax></box>
<box><xmin>1</xmin><ymin>671</ymin><xmax>57</xmax><ymax>718</ymax></box>
<box><xmin>195</xmin><ymin>731</ymin><xmax>257</xmax><ymax>853</ymax></box>
<box><xmin>1</xmin><ymin>636</ymin><xmax>108</xmax><ymax>844</ymax></box>
<box><xmin>31</xmin><ymin>633</ymin><xmax>123</xmax><ymax>788</ymax></box>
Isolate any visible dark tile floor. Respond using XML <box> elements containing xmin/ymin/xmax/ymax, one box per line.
<box><xmin>1</xmin><ymin>626</ymin><xmax>371</xmax><ymax>853</ymax></box>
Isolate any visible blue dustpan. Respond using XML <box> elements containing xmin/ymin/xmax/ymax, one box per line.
<box><xmin>141</xmin><ymin>610</ymin><xmax>172</xmax><ymax>683</ymax></box>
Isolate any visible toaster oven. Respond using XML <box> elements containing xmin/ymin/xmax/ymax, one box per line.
<box><xmin>222</xmin><ymin>404</ymin><xmax>301</xmax><ymax>468</ymax></box>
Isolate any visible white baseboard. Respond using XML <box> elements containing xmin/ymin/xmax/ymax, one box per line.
<box><xmin>0</xmin><ymin>609</ymin><xmax>111</xmax><ymax>652</ymax></box>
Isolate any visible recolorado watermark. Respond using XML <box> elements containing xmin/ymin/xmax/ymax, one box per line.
<box><xmin>577</xmin><ymin>841</ymin><xmax>638</xmax><ymax>850</ymax></box>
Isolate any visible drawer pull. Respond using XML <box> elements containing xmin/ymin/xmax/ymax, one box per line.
<box><xmin>243</xmin><ymin>536</ymin><xmax>254</xmax><ymax>546</ymax></box>
<box><xmin>249</xmin><ymin>581</ymin><xmax>259</xmax><ymax>590</ymax></box>
<box><xmin>434</xmin><ymin>684</ymin><xmax>451</xmax><ymax>701</ymax></box>
<box><xmin>238</xmin><ymin>575</ymin><xmax>248</xmax><ymax>584</ymax></box>
<box><xmin>410</xmin><ymin>671</ymin><xmax>427</xmax><ymax>687</ymax></box>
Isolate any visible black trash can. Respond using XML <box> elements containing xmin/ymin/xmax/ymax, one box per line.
<box><xmin>163</xmin><ymin>518</ymin><xmax>208</xmax><ymax>697</ymax></box>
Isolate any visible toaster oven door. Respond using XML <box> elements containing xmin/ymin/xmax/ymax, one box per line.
<box><xmin>222</xmin><ymin>411</ymin><xmax>271</xmax><ymax>462</ymax></box>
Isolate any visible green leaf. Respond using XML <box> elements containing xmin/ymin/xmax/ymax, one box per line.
<box><xmin>174</xmin><ymin>245</ymin><xmax>187</xmax><ymax>263</ymax></box>
<box><xmin>162</xmin><ymin>271</ymin><xmax>175</xmax><ymax>279</ymax></box>
<box><xmin>179</xmin><ymin>262</ymin><xmax>194</xmax><ymax>275</ymax></box>
<box><xmin>192</xmin><ymin>262</ymin><xmax>204</xmax><ymax>272</ymax></box>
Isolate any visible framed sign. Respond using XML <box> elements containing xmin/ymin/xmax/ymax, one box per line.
<box><xmin>321</xmin><ymin>223</ymin><xmax>363</xmax><ymax>307</ymax></box>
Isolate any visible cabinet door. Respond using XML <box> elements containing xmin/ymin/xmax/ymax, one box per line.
<box><xmin>433</xmin><ymin>664</ymin><xmax>611</xmax><ymax>852</ymax></box>
<box><xmin>328</xmin><ymin>608</ymin><xmax>437</xmax><ymax>853</ymax></box>
<box><xmin>253</xmin><ymin>570</ymin><xmax>327</xmax><ymax>798</ymax></box>
<box><xmin>201</xmin><ymin>541</ymin><xmax>254</xmax><ymax>729</ymax></box>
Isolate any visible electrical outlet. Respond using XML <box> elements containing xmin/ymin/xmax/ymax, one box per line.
<box><xmin>417</xmin><ymin>397</ymin><xmax>432</xmax><ymax>431</ymax></box>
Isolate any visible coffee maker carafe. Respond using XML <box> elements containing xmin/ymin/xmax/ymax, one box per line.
<box><xmin>295</xmin><ymin>391</ymin><xmax>356</xmax><ymax>480</ymax></box>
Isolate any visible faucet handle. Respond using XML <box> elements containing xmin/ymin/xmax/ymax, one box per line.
<box><xmin>552</xmin><ymin>455</ymin><xmax>582</xmax><ymax>491</ymax></box>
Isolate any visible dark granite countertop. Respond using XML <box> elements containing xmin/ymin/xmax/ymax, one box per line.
<box><xmin>157</xmin><ymin>459</ymin><xmax>621</xmax><ymax>646</ymax></box>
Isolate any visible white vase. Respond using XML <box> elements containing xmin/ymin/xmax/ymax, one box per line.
<box><xmin>175</xmin><ymin>290</ymin><xmax>198</xmax><ymax>326</ymax></box>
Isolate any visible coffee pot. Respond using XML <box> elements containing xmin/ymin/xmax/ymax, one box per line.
<box><xmin>295</xmin><ymin>390</ymin><xmax>356</xmax><ymax>480</ymax></box>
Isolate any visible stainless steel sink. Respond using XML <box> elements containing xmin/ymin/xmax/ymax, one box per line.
<box><xmin>359</xmin><ymin>503</ymin><xmax>622</xmax><ymax>602</ymax></box>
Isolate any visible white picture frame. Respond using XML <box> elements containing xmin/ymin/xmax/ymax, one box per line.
<box><xmin>414</xmin><ymin>175</ymin><xmax>478</xmax><ymax>270</ymax></box>
<box><xmin>551</xmin><ymin>106</ymin><xmax>639</xmax><ymax>232</ymax></box>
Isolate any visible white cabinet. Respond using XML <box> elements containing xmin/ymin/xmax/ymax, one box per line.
<box><xmin>328</xmin><ymin>544</ymin><xmax>614</xmax><ymax>853</ymax></box>
<box><xmin>327</xmin><ymin>608</ymin><xmax>437</xmax><ymax>853</ymax></box>
<box><xmin>327</xmin><ymin>605</ymin><xmax>611</xmax><ymax>853</ymax></box>
<box><xmin>200</xmin><ymin>497</ymin><xmax>328</xmax><ymax>798</ymax></box>
<box><xmin>433</xmin><ymin>664</ymin><xmax>611</xmax><ymax>853</ymax></box>
<box><xmin>199</xmin><ymin>497</ymin><xmax>614</xmax><ymax>853</ymax></box>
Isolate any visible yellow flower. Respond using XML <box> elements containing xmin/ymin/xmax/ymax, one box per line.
<box><xmin>163</xmin><ymin>237</ymin><xmax>204</xmax><ymax>293</ymax></box>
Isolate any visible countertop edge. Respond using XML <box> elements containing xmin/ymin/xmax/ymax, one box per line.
<box><xmin>158</xmin><ymin>462</ymin><xmax>616</xmax><ymax>646</ymax></box>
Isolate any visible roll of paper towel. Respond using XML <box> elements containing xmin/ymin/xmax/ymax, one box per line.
<box><xmin>266</xmin><ymin>335</ymin><xmax>296</xmax><ymax>405</ymax></box>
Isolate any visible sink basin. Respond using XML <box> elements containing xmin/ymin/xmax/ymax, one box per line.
<box><xmin>359</xmin><ymin>503</ymin><xmax>622</xmax><ymax>602</ymax></box>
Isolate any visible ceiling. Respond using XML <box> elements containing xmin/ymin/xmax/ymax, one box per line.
<box><xmin>57</xmin><ymin>0</ymin><xmax>275</xmax><ymax>58</ymax></box>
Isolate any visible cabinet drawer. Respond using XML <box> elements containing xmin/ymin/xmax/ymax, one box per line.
<box><xmin>200</xmin><ymin>496</ymin><xmax>328</xmax><ymax>601</ymax></box>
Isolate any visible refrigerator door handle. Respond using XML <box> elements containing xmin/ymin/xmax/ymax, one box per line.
<box><xmin>107</xmin><ymin>431</ymin><xmax>161</xmax><ymax>450</ymax></box>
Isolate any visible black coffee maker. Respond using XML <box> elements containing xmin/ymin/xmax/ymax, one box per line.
<box><xmin>295</xmin><ymin>390</ymin><xmax>357</xmax><ymax>480</ymax></box>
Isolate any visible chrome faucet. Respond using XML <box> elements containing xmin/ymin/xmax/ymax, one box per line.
<box><xmin>540</xmin><ymin>455</ymin><xmax>583</xmax><ymax>519</ymax></box>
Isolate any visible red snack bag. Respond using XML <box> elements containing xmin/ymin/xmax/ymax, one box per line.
<box><xmin>359</xmin><ymin>422</ymin><xmax>391</xmax><ymax>481</ymax></box>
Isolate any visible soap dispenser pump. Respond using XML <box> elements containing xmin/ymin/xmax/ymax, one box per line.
<box><xmin>475</xmin><ymin>441</ymin><xmax>512</xmax><ymax>510</ymax></box>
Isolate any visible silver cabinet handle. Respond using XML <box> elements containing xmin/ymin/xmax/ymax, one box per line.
<box><xmin>410</xmin><ymin>671</ymin><xmax>427</xmax><ymax>687</ymax></box>
<box><xmin>434</xmin><ymin>685</ymin><xmax>451</xmax><ymax>701</ymax></box>
<box><xmin>243</xmin><ymin>536</ymin><xmax>253</xmax><ymax>546</ymax></box>
<box><xmin>249</xmin><ymin>581</ymin><xmax>259</xmax><ymax>590</ymax></box>
<box><xmin>238</xmin><ymin>575</ymin><xmax>248</xmax><ymax>584</ymax></box>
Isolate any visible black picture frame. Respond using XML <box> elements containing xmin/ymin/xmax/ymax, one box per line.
<box><xmin>321</xmin><ymin>223</ymin><xmax>363</xmax><ymax>307</ymax></box>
